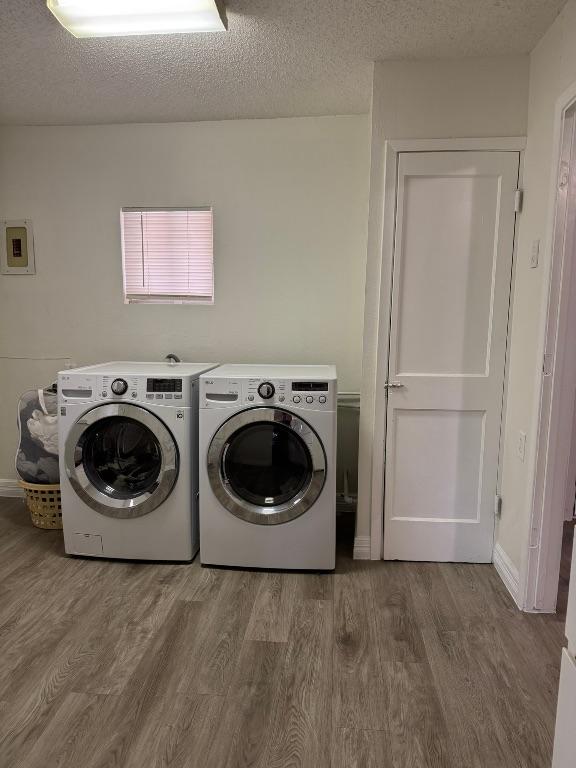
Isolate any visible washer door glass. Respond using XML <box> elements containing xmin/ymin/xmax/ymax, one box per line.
<box><xmin>224</xmin><ymin>422</ymin><xmax>312</xmax><ymax>507</ymax></box>
<box><xmin>82</xmin><ymin>417</ymin><xmax>162</xmax><ymax>499</ymax></box>
<box><xmin>207</xmin><ymin>407</ymin><xmax>326</xmax><ymax>525</ymax></box>
<box><xmin>65</xmin><ymin>403</ymin><xmax>178</xmax><ymax>519</ymax></box>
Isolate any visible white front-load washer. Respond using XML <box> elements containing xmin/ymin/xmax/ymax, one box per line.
<box><xmin>58</xmin><ymin>361</ymin><xmax>217</xmax><ymax>561</ymax></box>
<box><xmin>199</xmin><ymin>364</ymin><xmax>337</xmax><ymax>570</ymax></box>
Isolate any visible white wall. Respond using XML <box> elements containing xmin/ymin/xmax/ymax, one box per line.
<box><xmin>497</xmin><ymin>0</ymin><xmax>576</xmax><ymax>573</ymax></box>
<box><xmin>357</xmin><ymin>56</ymin><xmax>530</xmax><ymax>552</ymax></box>
<box><xmin>0</xmin><ymin>116</ymin><xmax>370</xmax><ymax>480</ymax></box>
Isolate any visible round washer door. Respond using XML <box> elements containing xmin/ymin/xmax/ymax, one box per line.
<box><xmin>207</xmin><ymin>407</ymin><xmax>326</xmax><ymax>525</ymax></box>
<box><xmin>65</xmin><ymin>403</ymin><xmax>179</xmax><ymax>519</ymax></box>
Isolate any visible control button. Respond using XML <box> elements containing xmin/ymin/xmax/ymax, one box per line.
<box><xmin>306</xmin><ymin>396</ymin><xmax>314</xmax><ymax>404</ymax></box>
<box><xmin>146</xmin><ymin>394</ymin><xmax>154</xmax><ymax>400</ymax></box>
<box><xmin>293</xmin><ymin>395</ymin><xmax>301</xmax><ymax>404</ymax></box>
<box><xmin>101</xmin><ymin>391</ymin><xmax>108</xmax><ymax>398</ymax></box>
<box><xmin>111</xmin><ymin>378</ymin><xmax>128</xmax><ymax>396</ymax></box>
<box><xmin>165</xmin><ymin>394</ymin><xmax>173</xmax><ymax>399</ymax></box>
<box><xmin>174</xmin><ymin>394</ymin><xmax>183</xmax><ymax>399</ymax></box>
<box><xmin>319</xmin><ymin>396</ymin><xmax>327</xmax><ymax>404</ymax></box>
<box><xmin>247</xmin><ymin>394</ymin><xmax>255</xmax><ymax>401</ymax></box>
<box><xmin>258</xmin><ymin>381</ymin><xmax>275</xmax><ymax>399</ymax></box>
<box><xmin>131</xmin><ymin>392</ymin><xmax>137</xmax><ymax>398</ymax></box>
<box><xmin>278</xmin><ymin>395</ymin><xmax>285</xmax><ymax>402</ymax></box>
<box><xmin>156</xmin><ymin>394</ymin><xmax>164</xmax><ymax>399</ymax></box>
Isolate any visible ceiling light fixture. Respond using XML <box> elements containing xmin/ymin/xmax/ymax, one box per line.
<box><xmin>47</xmin><ymin>0</ymin><xmax>227</xmax><ymax>38</ymax></box>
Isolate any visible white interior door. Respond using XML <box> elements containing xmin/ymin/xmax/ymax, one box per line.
<box><xmin>383</xmin><ymin>150</ymin><xmax>519</xmax><ymax>562</ymax></box>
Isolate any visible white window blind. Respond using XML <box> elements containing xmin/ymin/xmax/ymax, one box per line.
<box><xmin>121</xmin><ymin>207</ymin><xmax>214</xmax><ymax>304</ymax></box>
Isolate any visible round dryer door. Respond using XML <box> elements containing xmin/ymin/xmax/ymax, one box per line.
<box><xmin>207</xmin><ymin>407</ymin><xmax>326</xmax><ymax>525</ymax></box>
<box><xmin>65</xmin><ymin>403</ymin><xmax>178</xmax><ymax>519</ymax></box>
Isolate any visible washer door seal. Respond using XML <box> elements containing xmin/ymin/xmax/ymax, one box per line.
<box><xmin>65</xmin><ymin>403</ymin><xmax>178</xmax><ymax>519</ymax></box>
<box><xmin>207</xmin><ymin>407</ymin><xmax>326</xmax><ymax>525</ymax></box>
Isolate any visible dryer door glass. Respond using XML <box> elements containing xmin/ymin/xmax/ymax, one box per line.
<box><xmin>81</xmin><ymin>416</ymin><xmax>162</xmax><ymax>499</ymax></box>
<box><xmin>207</xmin><ymin>407</ymin><xmax>326</xmax><ymax>525</ymax></box>
<box><xmin>223</xmin><ymin>422</ymin><xmax>312</xmax><ymax>507</ymax></box>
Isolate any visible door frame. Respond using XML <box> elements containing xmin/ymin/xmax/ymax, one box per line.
<box><xmin>522</xmin><ymin>81</ymin><xmax>576</xmax><ymax>612</ymax></box>
<box><xmin>367</xmin><ymin>137</ymin><xmax>527</xmax><ymax>560</ymax></box>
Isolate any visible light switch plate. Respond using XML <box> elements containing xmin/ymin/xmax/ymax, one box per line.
<box><xmin>1</xmin><ymin>220</ymin><xmax>35</xmax><ymax>274</ymax></box>
<box><xmin>518</xmin><ymin>430</ymin><xmax>527</xmax><ymax>463</ymax></box>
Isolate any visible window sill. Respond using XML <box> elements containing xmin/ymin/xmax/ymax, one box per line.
<box><xmin>124</xmin><ymin>297</ymin><xmax>214</xmax><ymax>306</ymax></box>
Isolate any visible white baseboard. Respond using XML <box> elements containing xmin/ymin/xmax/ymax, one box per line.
<box><xmin>493</xmin><ymin>542</ymin><xmax>521</xmax><ymax>608</ymax></box>
<box><xmin>0</xmin><ymin>479</ymin><xmax>24</xmax><ymax>498</ymax></box>
<box><xmin>353</xmin><ymin>535</ymin><xmax>371</xmax><ymax>560</ymax></box>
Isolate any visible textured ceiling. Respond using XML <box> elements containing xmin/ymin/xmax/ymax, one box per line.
<box><xmin>0</xmin><ymin>0</ymin><xmax>567</xmax><ymax>125</ymax></box>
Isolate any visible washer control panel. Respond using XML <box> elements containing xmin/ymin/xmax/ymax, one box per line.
<box><xmin>58</xmin><ymin>374</ymin><xmax>192</xmax><ymax>406</ymax></box>
<box><xmin>202</xmin><ymin>377</ymin><xmax>336</xmax><ymax>410</ymax></box>
<box><xmin>99</xmin><ymin>375</ymin><xmax>140</xmax><ymax>401</ymax></box>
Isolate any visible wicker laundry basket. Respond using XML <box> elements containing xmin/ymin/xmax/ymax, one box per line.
<box><xmin>19</xmin><ymin>481</ymin><xmax>62</xmax><ymax>530</ymax></box>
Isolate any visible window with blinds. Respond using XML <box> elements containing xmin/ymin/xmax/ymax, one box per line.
<box><xmin>120</xmin><ymin>207</ymin><xmax>214</xmax><ymax>304</ymax></box>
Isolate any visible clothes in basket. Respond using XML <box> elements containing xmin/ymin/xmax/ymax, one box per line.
<box><xmin>15</xmin><ymin>386</ymin><xmax>59</xmax><ymax>484</ymax></box>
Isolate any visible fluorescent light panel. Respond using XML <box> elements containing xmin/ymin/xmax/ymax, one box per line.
<box><xmin>47</xmin><ymin>0</ymin><xmax>226</xmax><ymax>38</ymax></box>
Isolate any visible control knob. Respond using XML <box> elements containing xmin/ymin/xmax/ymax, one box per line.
<box><xmin>111</xmin><ymin>378</ymin><xmax>128</xmax><ymax>396</ymax></box>
<box><xmin>258</xmin><ymin>381</ymin><xmax>275</xmax><ymax>400</ymax></box>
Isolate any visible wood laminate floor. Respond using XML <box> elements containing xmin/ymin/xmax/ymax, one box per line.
<box><xmin>0</xmin><ymin>499</ymin><xmax>567</xmax><ymax>768</ymax></box>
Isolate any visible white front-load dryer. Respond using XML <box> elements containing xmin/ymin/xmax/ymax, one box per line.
<box><xmin>199</xmin><ymin>364</ymin><xmax>337</xmax><ymax>570</ymax></box>
<box><xmin>58</xmin><ymin>361</ymin><xmax>217</xmax><ymax>561</ymax></box>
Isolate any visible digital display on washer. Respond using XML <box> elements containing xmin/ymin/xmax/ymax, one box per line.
<box><xmin>291</xmin><ymin>382</ymin><xmax>329</xmax><ymax>392</ymax></box>
<box><xmin>147</xmin><ymin>378</ymin><xmax>183</xmax><ymax>393</ymax></box>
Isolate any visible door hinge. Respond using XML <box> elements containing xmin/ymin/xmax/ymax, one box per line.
<box><xmin>543</xmin><ymin>352</ymin><xmax>554</xmax><ymax>376</ymax></box>
<box><xmin>514</xmin><ymin>189</ymin><xmax>523</xmax><ymax>213</ymax></box>
<box><xmin>559</xmin><ymin>161</ymin><xmax>570</xmax><ymax>190</ymax></box>
<box><xmin>529</xmin><ymin>525</ymin><xmax>540</xmax><ymax>549</ymax></box>
<box><xmin>495</xmin><ymin>493</ymin><xmax>503</xmax><ymax>518</ymax></box>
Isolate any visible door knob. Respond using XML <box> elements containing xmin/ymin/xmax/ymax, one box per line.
<box><xmin>384</xmin><ymin>382</ymin><xmax>405</xmax><ymax>389</ymax></box>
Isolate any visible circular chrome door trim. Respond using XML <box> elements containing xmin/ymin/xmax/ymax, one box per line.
<box><xmin>207</xmin><ymin>407</ymin><xmax>326</xmax><ymax>525</ymax></box>
<box><xmin>65</xmin><ymin>403</ymin><xmax>179</xmax><ymax>519</ymax></box>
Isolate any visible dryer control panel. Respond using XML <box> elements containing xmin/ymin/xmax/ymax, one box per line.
<box><xmin>201</xmin><ymin>377</ymin><xmax>336</xmax><ymax>411</ymax></box>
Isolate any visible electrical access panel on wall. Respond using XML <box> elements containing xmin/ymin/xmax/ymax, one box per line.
<box><xmin>1</xmin><ymin>220</ymin><xmax>35</xmax><ymax>275</ymax></box>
